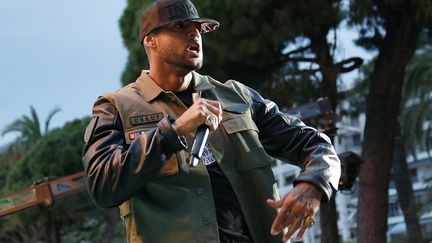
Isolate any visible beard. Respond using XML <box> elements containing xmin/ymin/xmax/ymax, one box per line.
<box><xmin>173</xmin><ymin>56</ymin><xmax>203</xmax><ymax>71</ymax></box>
<box><xmin>159</xmin><ymin>43</ymin><xmax>203</xmax><ymax>72</ymax></box>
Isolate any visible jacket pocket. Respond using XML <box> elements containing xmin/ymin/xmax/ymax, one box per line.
<box><xmin>222</xmin><ymin>113</ymin><xmax>258</xmax><ymax>134</ymax></box>
<box><xmin>222</xmin><ymin>113</ymin><xmax>274</xmax><ymax>171</ymax></box>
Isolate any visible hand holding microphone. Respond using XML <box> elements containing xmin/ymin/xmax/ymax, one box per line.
<box><xmin>172</xmin><ymin>98</ymin><xmax>222</xmax><ymax>166</ymax></box>
<box><xmin>189</xmin><ymin>113</ymin><xmax>217</xmax><ymax>166</ymax></box>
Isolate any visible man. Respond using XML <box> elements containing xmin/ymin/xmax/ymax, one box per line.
<box><xmin>82</xmin><ymin>0</ymin><xmax>341</xmax><ymax>242</ymax></box>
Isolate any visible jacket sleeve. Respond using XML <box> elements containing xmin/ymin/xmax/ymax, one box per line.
<box><xmin>242</xmin><ymin>85</ymin><xmax>341</xmax><ymax>201</ymax></box>
<box><xmin>82</xmin><ymin>96</ymin><xmax>187</xmax><ymax>208</ymax></box>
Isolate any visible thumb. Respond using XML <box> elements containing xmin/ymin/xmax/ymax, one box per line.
<box><xmin>266</xmin><ymin>198</ymin><xmax>282</xmax><ymax>209</ymax></box>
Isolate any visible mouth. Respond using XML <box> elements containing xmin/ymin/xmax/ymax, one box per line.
<box><xmin>187</xmin><ymin>42</ymin><xmax>201</xmax><ymax>56</ymax></box>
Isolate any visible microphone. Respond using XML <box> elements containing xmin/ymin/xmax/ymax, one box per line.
<box><xmin>188</xmin><ymin>125</ymin><xmax>210</xmax><ymax>166</ymax></box>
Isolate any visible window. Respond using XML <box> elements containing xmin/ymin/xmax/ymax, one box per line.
<box><xmin>352</xmin><ymin>133</ymin><xmax>361</xmax><ymax>146</ymax></box>
<box><xmin>409</xmin><ymin>168</ymin><xmax>418</xmax><ymax>183</ymax></box>
<box><xmin>388</xmin><ymin>201</ymin><xmax>402</xmax><ymax>217</ymax></box>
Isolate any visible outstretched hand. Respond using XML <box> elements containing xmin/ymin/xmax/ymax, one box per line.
<box><xmin>266</xmin><ymin>182</ymin><xmax>323</xmax><ymax>242</ymax></box>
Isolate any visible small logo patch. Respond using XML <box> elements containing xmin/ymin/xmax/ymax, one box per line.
<box><xmin>202</xmin><ymin>144</ymin><xmax>216</xmax><ymax>166</ymax></box>
<box><xmin>130</xmin><ymin>113</ymin><xmax>164</xmax><ymax>126</ymax></box>
<box><xmin>129</xmin><ymin>131</ymin><xmax>145</xmax><ymax>140</ymax></box>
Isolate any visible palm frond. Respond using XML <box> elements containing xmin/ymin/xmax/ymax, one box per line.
<box><xmin>29</xmin><ymin>106</ymin><xmax>41</xmax><ymax>139</ymax></box>
<box><xmin>44</xmin><ymin>107</ymin><xmax>61</xmax><ymax>133</ymax></box>
<box><xmin>400</xmin><ymin>50</ymin><xmax>432</xmax><ymax>158</ymax></box>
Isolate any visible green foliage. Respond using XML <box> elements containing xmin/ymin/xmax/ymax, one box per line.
<box><xmin>0</xmin><ymin>116</ymin><xmax>126</xmax><ymax>242</ymax></box>
<box><xmin>1</xmin><ymin>117</ymin><xmax>88</xmax><ymax>240</ymax></box>
<box><xmin>195</xmin><ymin>0</ymin><xmax>286</xmax><ymax>87</ymax></box>
<box><xmin>2</xmin><ymin>106</ymin><xmax>61</xmax><ymax>154</ymax></box>
<box><xmin>346</xmin><ymin>42</ymin><xmax>432</xmax><ymax>161</ymax></box>
<box><xmin>400</xmin><ymin>46</ymin><xmax>432</xmax><ymax>158</ymax></box>
<box><xmin>119</xmin><ymin>0</ymin><xmax>150</xmax><ymax>85</ymax></box>
<box><xmin>348</xmin><ymin>0</ymin><xmax>432</xmax><ymax>51</ymax></box>
<box><xmin>342</xmin><ymin>58</ymin><xmax>374</xmax><ymax>117</ymax></box>
<box><xmin>259</xmin><ymin>63</ymin><xmax>324</xmax><ymax>109</ymax></box>
<box><xmin>1</xmin><ymin>106</ymin><xmax>61</xmax><ymax>193</ymax></box>
<box><xmin>119</xmin><ymin>0</ymin><xmax>348</xmax><ymax>108</ymax></box>
<box><xmin>198</xmin><ymin>0</ymin><xmax>344</xmax><ymax>96</ymax></box>
<box><xmin>5</xmin><ymin>117</ymin><xmax>89</xmax><ymax>191</ymax></box>
<box><xmin>0</xmin><ymin>193</ymin><xmax>124</xmax><ymax>242</ymax></box>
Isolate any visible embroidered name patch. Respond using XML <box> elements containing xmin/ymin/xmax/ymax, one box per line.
<box><xmin>130</xmin><ymin>113</ymin><xmax>164</xmax><ymax>126</ymax></box>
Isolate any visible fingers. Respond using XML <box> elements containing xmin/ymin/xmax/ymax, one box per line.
<box><xmin>296</xmin><ymin>219</ymin><xmax>309</xmax><ymax>240</ymax></box>
<box><xmin>267</xmin><ymin>198</ymin><xmax>289</xmax><ymax>236</ymax></box>
<box><xmin>173</xmin><ymin>98</ymin><xmax>222</xmax><ymax>135</ymax></box>
<box><xmin>194</xmin><ymin>99</ymin><xmax>222</xmax><ymax>131</ymax></box>
<box><xmin>201</xmin><ymin>99</ymin><xmax>222</xmax><ymax>118</ymax></box>
<box><xmin>283</xmin><ymin>215</ymin><xmax>303</xmax><ymax>242</ymax></box>
<box><xmin>272</xmin><ymin>210</ymin><xmax>314</xmax><ymax>241</ymax></box>
<box><xmin>266</xmin><ymin>199</ymin><xmax>282</xmax><ymax>209</ymax></box>
<box><xmin>267</xmin><ymin>185</ymin><xmax>321</xmax><ymax>241</ymax></box>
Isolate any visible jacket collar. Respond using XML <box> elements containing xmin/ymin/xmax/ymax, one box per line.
<box><xmin>136</xmin><ymin>70</ymin><xmax>214</xmax><ymax>102</ymax></box>
<box><xmin>192</xmin><ymin>71</ymin><xmax>215</xmax><ymax>91</ymax></box>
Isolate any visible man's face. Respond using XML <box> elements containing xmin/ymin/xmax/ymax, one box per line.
<box><xmin>150</xmin><ymin>21</ymin><xmax>203</xmax><ymax>71</ymax></box>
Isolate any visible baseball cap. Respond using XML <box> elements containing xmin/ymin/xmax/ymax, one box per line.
<box><xmin>139</xmin><ymin>0</ymin><xmax>220</xmax><ymax>43</ymax></box>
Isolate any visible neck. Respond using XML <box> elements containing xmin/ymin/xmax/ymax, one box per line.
<box><xmin>148</xmin><ymin>63</ymin><xmax>194</xmax><ymax>92</ymax></box>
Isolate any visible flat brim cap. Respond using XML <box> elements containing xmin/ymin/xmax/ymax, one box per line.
<box><xmin>139</xmin><ymin>0</ymin><xmax>220</xmax><ymax>43</ymax></box>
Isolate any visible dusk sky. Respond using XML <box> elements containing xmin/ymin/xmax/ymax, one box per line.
<box><xmin>0</xmin><ymin>1</ymin><xmax>371</xmax><ymax>148</ymax></box>
<box><xmin>0</xmin><ymin>1</ymin><xmax>127</xmax><ymax>147</ymax></box>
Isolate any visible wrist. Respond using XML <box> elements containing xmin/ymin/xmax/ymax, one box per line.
<box><xmin>296</xmin><ymin>182</ymin><xmax>324</xmax><ymax>201</ymax></box>
<box><xmin>159</xmin><ymin>116</ymin><xmax>188</xmax><ymax>152</ymax></box>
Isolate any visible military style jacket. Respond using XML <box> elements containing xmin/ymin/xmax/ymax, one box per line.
<box><xmin>82</xmin><ymin>71</ymin><xmax>341</xmax><ymax>243</ymax></box>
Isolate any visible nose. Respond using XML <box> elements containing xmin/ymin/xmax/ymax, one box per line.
<box><xmin>188</xmin><ymin>23</ymin><xmax>201</xmax><ymax>38</ymax></box>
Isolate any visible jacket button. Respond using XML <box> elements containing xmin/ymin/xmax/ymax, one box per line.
<box><xmin>196</xmin><ymin>186</ymin><xmax>204</xmax><ymax>194</ymax></box>
<box><xmin>202</xmin><ymin>218</ymin><xmax>210</xmax><ymax>225</ymax></box>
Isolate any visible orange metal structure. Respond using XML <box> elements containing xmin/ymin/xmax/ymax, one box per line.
<box><xmin>0</xmin><ymin>171</ymin><xmax>86</xmax><ymax>217</ymax></box>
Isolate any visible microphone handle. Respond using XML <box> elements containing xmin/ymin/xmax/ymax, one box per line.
<box><xmin>188</xmin><ymin>125</ymin><xmax>210</xmax><ymax>166</ymax></box>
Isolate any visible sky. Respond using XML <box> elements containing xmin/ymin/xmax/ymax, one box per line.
<box><xmin>0</xmin><ymin>1</ymin><xmax>372</xmax><ymax>148</ymax></box>
<box><xmin>0</xmin><ymin>1</ymin><xmax>127</xmax><ymax>147</ymax></box>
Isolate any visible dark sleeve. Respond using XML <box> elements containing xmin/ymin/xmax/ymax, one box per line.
<box><xmin>82</xmin><ymin>96</ymin><xmax>187</xmax><ymax>208</ymax></box>
<box><xmin>244</xmin><ymin>86</ymin><xmax>341</xmax><ymax>201</ymax></box>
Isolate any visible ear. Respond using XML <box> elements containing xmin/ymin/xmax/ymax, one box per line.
<box><xmin>143</xmin><ymin>35</ymin><xmax>156</xmax><ymax>48</ymax></box>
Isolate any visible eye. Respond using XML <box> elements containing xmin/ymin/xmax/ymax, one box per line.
<box><xmin>196</xmin><ymin>23</ymin><xmax>204</xmax><ymax>33</ymax></box>
<box><xmin>173</xmin><ymin>22</ymin><xmax>187</xmax><ymax>30</ymax></box>
<box><xmin>164</xmin><ymin>21</ymin><xmax>202</xmax><ymax>33</ymax></box>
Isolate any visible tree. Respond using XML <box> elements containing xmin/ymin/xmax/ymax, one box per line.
<box><xmin>1</xmin><ymin>117</ymin><xmax>123</xmax><ymax>243</ymax></box>
<box><xmin>392</xmin><ymin>124</ymin><xmax>425</xmax><ymax>243</ymax></box>
<box><xmin>119</xmin><ymin>0</ymin><xmax>361</xmax><ymax>103</ymax></box>
<box><xmin>392</xmin><ymin>46</ymin><xmax>432</xmax><ymax>243</ymax></box>
<box><xmin>346</xmin><ymin>45</ymin><xmax>432</xmax><ymax>242</ymax></box>
<box><xmin>1</xmin><ymin>118</ymin><xmax>86</xmax><ymax>242</ymax></box>
<box><xmin>2</xmin><ymin>106</ymin><xmax>61</xmax><ymax>156</ymax></box>
<box><xmin>347</xmin><ymin>1</ymin><xmax>432</xmax><ymax>241</ymax></box>
<box><xmin>5</xmin><ymin>118</ymin><xmax>87</xmax><ymax>191</ymax></box>
<box><xmin>401</xmin><ymin>47</ymin><xmax>432</xmax><ymax>157</ymax></box>
<box><xmin>0</xmin><ymin>106</ymin><xmax>61</xmax><ymax>194</ymax></box>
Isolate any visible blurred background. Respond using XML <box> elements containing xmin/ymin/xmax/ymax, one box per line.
<box><xmin>1</xmin><ymin>0</ymin><xmax>431</xmax><ymax>242</ymax></box>
<box><xmin>0</xmin><ymin>0</ymin><xmax>126</xmax><ymax>147</ymax></box>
